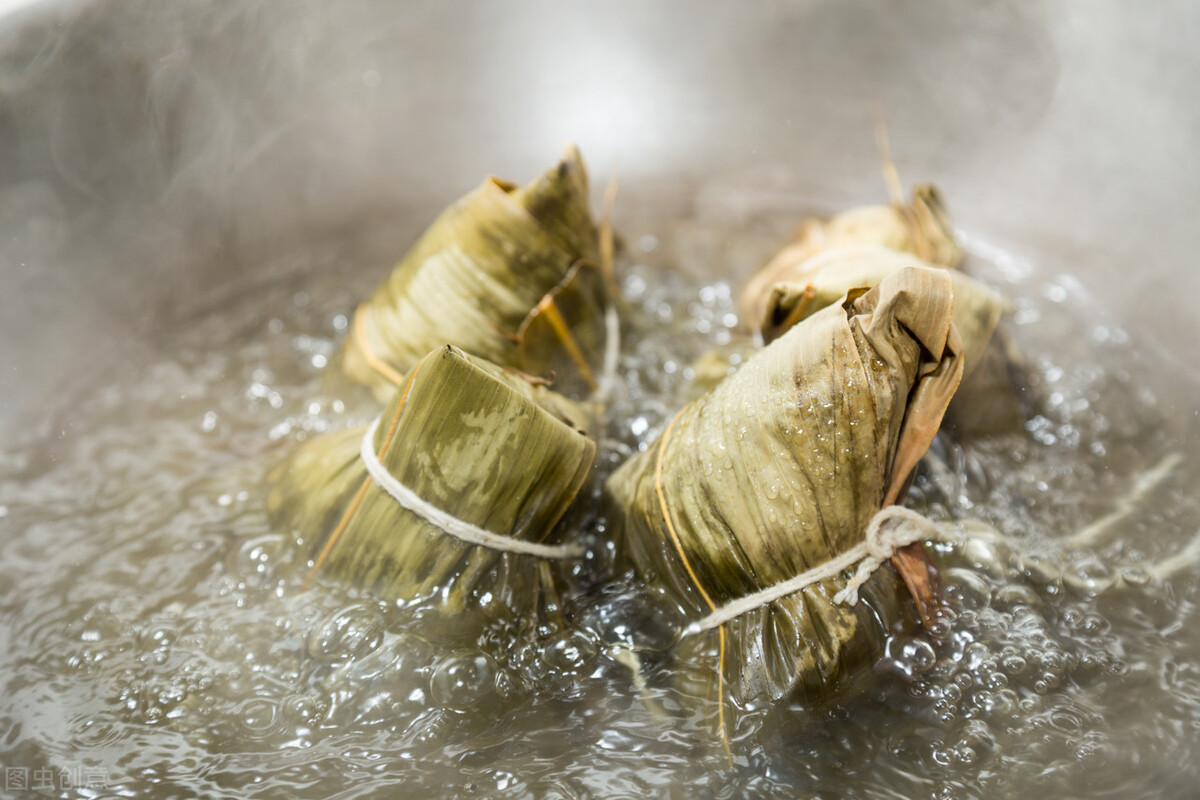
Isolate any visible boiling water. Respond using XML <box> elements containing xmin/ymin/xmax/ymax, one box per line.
<box><xmin>2</xmin><ymin>220</ymin><xmax>1199</xmax><ymax>800</ymax></box>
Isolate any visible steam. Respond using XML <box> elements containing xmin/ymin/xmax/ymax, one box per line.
<box><xmin>1</xmin><ymin>0</ymin><xmax>1195</xmax><ymax>437</ymax></box>
<box><xmin>0</xmin><ymin>1</ymin><xmax>426</xmax><ymax>435</ymax></box>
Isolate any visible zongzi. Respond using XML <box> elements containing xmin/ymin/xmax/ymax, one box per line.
<box><xmin>738</xmin><ymin>184</ymin><xmax>961</xmax><ymax>338</ymax></box>
<box><xmin>340</xmin><ymin>146</ymin><xmax>610</xmax><ymax>401</ymax></box>
<box><xmin>269</xmin><ymin>345</ymin><xmax>597</xmax><ymax>620</ymax></box>
<box><xmin>738</xmin><ymin>188</ymin><xmax>1026</xmax><ymax>435</ymax></box>
<box><xmin>755</xmin><ymin>245</ymin><xmax>1006</xmax><ymax>376</ymax></box>
<box><xmin>606</xmin><ymin>267</ymin><xmax>964</xmax><ymax>708</ymax></box>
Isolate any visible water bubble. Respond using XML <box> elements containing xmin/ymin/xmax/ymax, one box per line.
<box><xmin>944</xmin><ymin>568</ymin><xmax>992</xmax><ymax>610</ymax></box>
<box><xmin>954</xmin><ymin>745</ymin><xmax>977</xmax><ymax>764</ymax></box>
<box><xmin>929</xmin><ymin>659</ymin><xmax>959</xmax><ymax>682</ymax></box>
<box><xmin>543</xmin><ymin>632</ymin><xmax>598</xmax><ymax>675</ymax></box>
<box><xmin>1040</xmin><ymin>649</ymin><xmax>1072</xmax><ymax>674</ymax></box>
<box><xmin>429</xmin><ymin>655</ymin><xmax>496</xmax><ymax>710</ymax></box>
<box><xmin>239</xmin><ymin>698</ymin><xmax>278</xmax><ymax>735</ymax></box>
<box><xmin>959</xmin><ymin>537</ymin><xmax>1008</xmax><ymax>578</ymax></box>
<box><xmin>994</xmin><ymin>584</ymin><xmax>1042</xmax><ymax>611</ymax></box>
<box><xmin>1120</xmin><ymin>565</ymin><xmax>1152</xmax><ymax>586</ymax></box>
<box><xmin>1001</xmin><ymin>654</ymin><xmax>1028</xmax><ymax>676</ymax></box>
<box><xmin>1048</xmin><ymin>706</ymin><xmax>1089</xmax><ymax>733</ymax></box>
<box><xmin>234</xmin><ymin>534</ymin><xmax>282</xmax><ymax>580</ymax></box>
<box><xmin>926</xmin><ymin>607</ymin><xmax>957</xmax><ymax>638</ymax></box>
<box><xmin>957</xmin><ymin>720</ymin><xmax>996</xmax><ymax>760</ymax></box>
<box><xmin>960</xmin><ymin>644</ymin><xmax>987</xmax><ymax>673</ymax></box>
<box><xmin>931</xmin><ymin>743</ymin><xmax>955</xmax><ymax>765</ymax></box>
<box><xmin>1019</xmin><ymin>552</ymin><xmax>1062</xmax><ymax>586</ymax></box>
<box><xmin>281</xmin><ymin>693</ymin><xmax>327</xmax><ymax>726</ymax></box>
<box><xmin>307</xmin><ymin>604</ymin><xmax>386</xmax><ymax>662</ymax></box>
<box><xmin>1064</xmin><ymin>555</ymin><xmax>1115</xmax><ymax>596</ymax></box>
<box><xmin>985</xmin><ymin>671</ymin><xmax>1009</xmax><ymax>690</ymax></box>
<box><xmin>1077</xmin><ymin>650</ymin><xmax>1109</xmax><ymax>672</ymax></box>
<box><xmin>1034</xmin><ymin>672</ymin><xmax>1062</xmax><ymax>694</ymax></box>
<box><xmin>137</xmin><ymin>622</ymin><xmax>177</xmax><ymax>652</ymax></box>
<box><xmin>974</xmin><ymin>689</ymin><xmax>1013</xmax><ymax>721</ymax></box>
<box><xmin>886</xmin><ymin>636</ymin><xmax>937</xmax><ymax>677</ymax></box>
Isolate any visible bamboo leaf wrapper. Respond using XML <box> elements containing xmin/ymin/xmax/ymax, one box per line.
<box><xmin>759</xmin><ymin>246</ymin><xmax>1006</xmax><ymax>376</ymax></box>
<box><xmin>341</xmin><ymin>146</ymin><xmax>607</xmax><ymax>400</ymax></box>
<box><xmin>738</xmin><ymin>185</ymin><xmax>961</xmax><ymax>339</ymax></box>
<box><xmin>606</xmin><ymin>267</ymin><xmax>964</xmax><ymax>704</ymax></box>
<box><xmin>269</xmin><ymin>346</ymin><xmax>596</xmax><ymax>619</ymax></box>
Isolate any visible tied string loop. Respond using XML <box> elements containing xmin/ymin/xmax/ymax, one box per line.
<box><xmin>359</xmin><ymin>416</ymin><xmax>584</xmax><ymax>561</ymax></box>
<box><xmin>683</xmin><ymin>506</ymin><xmax>943</xmax><ymax>637</ymax></box>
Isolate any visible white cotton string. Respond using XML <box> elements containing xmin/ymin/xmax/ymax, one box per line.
<box><xmin>683</xmin><ymin>506</ymin><xmax>944</xmax><ymax>636</ymax></box>
<box><xmin>1066</xmin><ymin>452</ymin><xmax>1182</xmax><ymax>548</ymax></box>
<box><xmin>359</xmin><ymin>416</ymin><xmax>584</xmax><ymax>560</ymax></box>
<box><xmin>594</xmin><ymin>301</ymin><xmax>622</xmax><ymax>403</ymax></box>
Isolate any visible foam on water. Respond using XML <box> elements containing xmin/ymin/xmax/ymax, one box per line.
<box><xmin>1</xmin><ymin>219</ymin><xmax>1199</xmax><ymax>799</ymax></box>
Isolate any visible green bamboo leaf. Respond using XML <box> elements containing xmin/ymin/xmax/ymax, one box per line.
<box><xmin>341</xmin><ymin>146</ymin><xmax>608</xmax><ymax>401</ymax></box>
<box><xmin>759</xmin><ymin>246</ymin><xmax>1007</xmax><ymax>376</ymax></box>
<box><xmin>269</xmin><ymin>346</ymin><xmax>596</xmax><ymax>621</ymax></box>
<box><xmin>738</xmin><ymin>185</ymin><xmax>961</xmax><ymax>334</ymax></box>
<box><xmin>606</xmin><ymin>266</ymin><xmax>964</xmax><ymax>705</ymax></box>
<box><xmin>734</xmin><ymin>186</ymin><xmax>1022</xmax><ymax>437</ymax></box>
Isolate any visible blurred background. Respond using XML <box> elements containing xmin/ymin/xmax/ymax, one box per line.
<box><xmin>1</xmin><ymin>0</ymin><xmax>1197</xmax><ymax>435</ymax></box>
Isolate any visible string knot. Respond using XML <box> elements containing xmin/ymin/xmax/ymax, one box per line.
<box><xmin>684</xmin><ymin>505</ymin><xmax>944</xmax><ymax>636</ymax></box>
<box><xmin>864</xmin><ymin>519</ymin><xmax>899</xmax><ymax>561</ymax></box>
<box><xmin>833</xmin><ymin>505</ymin><xmax>940</xmax><ymax>605</ymax></box>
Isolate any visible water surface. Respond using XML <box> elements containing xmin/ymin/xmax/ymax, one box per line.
<box><xmin>2</xmin><ymin>216</ymin><xmax>1198</xmax><ymax>799</ymax></box>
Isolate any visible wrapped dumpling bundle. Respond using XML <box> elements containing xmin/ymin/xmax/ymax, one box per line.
<box><xmin>739</xmin><ymin>187</ymin><xmax>1027</xmax><ymax>435</ymax></box>
<box><xmin>341</xmin><ymin>146</ymin><xmax>610</xmax><ymax>401</ymax></box>
<box><xmin>755</xmin><ymin>245</ymin><xmax>1006</xmax><ymax>376</ymax></box>
<box><xmin>269</xmin><ymin>345</ymin><xmax>596</xmax><ymax>618</ymax></box>
<box><xmin>749</xmin><ymin>244</ymin><xmax>1031</xmax><ymax>437</ymax></box>
<box><xmin>738</xmin><ymin>184</ymin><xmax>961</xmax><ymax>339</ymax></box>
<box><xmin>606</xmin><ymin>267</ymin><xmax>964</xmax><ymax>709</ymax></box>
